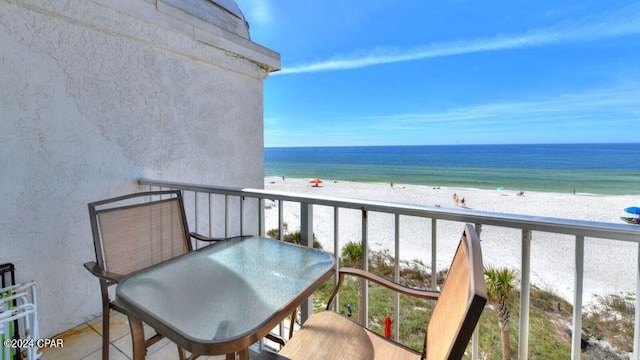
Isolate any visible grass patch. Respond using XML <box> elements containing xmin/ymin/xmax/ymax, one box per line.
<box><xmin>584</xmin><ymin>292</ymin><xmax>635</xmax><ymax>354</ymax></box>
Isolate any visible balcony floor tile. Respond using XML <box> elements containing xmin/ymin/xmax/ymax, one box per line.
<box><xmin>43</xmin><ymin>309</ymin><xmax>278</xmax><ymax>359</ymax></box>
<box><xmin>40</xmin><ymin>323</ymin><xmax>102</xmax><ymax>360</ymax></box>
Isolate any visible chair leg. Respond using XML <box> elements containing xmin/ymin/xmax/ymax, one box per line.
<box><xmin>101</xmin><ymin>308</ymin><xmax>110</xmax><ymax>360</ymax></box>
<box><xmin>100</xmin><ymin>281</ymin><xmax>111</xmax><ymax>360</ymax></box>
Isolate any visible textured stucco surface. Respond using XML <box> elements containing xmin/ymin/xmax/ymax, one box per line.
<box><xmin>0</xmin><ymin>0</ymin><xmax>278</xmax><ymax>337</ymax></box>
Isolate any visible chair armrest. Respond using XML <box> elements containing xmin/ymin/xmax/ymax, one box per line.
<box><xmin>190</xmin><ymin>232</ymin><xmax>225</xmax><ymax>242</ymax></box>
<box><xmin>326</xmin><ymin>267</ymin><xmax>440</xmax><ymax>310</ymax></box>
<box><xmin>83</xmin><ymin>261</ymin><xmax>124</xmax><ymax>283</ymax></box>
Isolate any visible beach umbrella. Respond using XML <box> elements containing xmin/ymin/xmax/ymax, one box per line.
<box><xmin>624</xmin><ymin>207</ymin><xmax>640</xmax><ymax>215</ymax></box>
<box><xmin>309</xmin><ymin>178</ymin><xmax>323</xmax><ymax>187</ymax></box>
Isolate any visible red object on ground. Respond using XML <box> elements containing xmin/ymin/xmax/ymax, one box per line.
<box><xmin>384</xmin><ymin>314</ymin><xmax>392</xmax><ymax>339</ymax></box>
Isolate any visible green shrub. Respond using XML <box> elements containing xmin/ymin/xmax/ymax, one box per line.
<box><xmin>267</xmin><ymin>223</ymin><xmax>322</xmax><ymax>249</ymax></box>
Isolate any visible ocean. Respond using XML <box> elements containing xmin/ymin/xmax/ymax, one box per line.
<box><xmin>265</xmin><ymin>143</ymin><xmax>640</xmax><ymax>195</ymax></box>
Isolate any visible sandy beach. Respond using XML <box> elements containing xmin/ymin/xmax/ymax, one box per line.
<box><xmin>264</xmin><ymin>176</ymin><xmax>639</xmax><ymax>304</ymax></box>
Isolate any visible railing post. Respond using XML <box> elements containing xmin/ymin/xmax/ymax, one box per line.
<box><xmin>194</xmin><ymin>192</ymin><xmax>199</xmax><ymax>249</ymax></box>
<box><xmin>258</xmin><ymin>198</ymin><xmax>265</xmax><ymax>236</ymax></box>
<box><xmin>300</xmin><ymin>202</ymin><xmax>313</xmax><ymax>246</ymax></box>
<box><xmin>300</xmin><ymin>202</ymin><xmax>314</xmax><ymax>324</ymax></box>
<box><xmin>361</xmin><ymin>208</ymin><xmax>369</xmax><ymax>328</ymax></box>
<box><xmin>519</xmin><ymin>229</ymin><xmax>532</xmax><ymax>360</ymax></box>
<box><xmin>394</xmin><ymin>213</ymin><xmax>401</xmax><ymax>342</ymax></box>
<box><xmin>472</xmin><ymin>223</ymin><xmax>482</xmax><ymax>360</ymax></box>
<box><xmin>224</xmin><ymin>195</ymin><xmax>229</xmax><ymax>238</ymax></box>
<box><xmin>240</xmin><ymin>196</ymin><xmax>244</xmax><ymax>236</ymax></box>
<box><xmin>634</xmin><ymin>242</ymin><xmax>640</xmax><ymax>358</ymax></box>
<box><xmin>571</xmin><ymin>235</ymin><xmax>584</xmax><ymax>360</ymax></box>
<box><xmin>208</xmin><ymin>194</ymin><xmax>213</xmax><ymax>240</ymax></box>
<box><xmin>278</xmin><ymin>200</ymin><xmax>284</xmax><ymax>241</ymax></box>
<box><xmin>333</xmin><ymin>207</ymin><xmax>340</xmax><ymax>312</ymax></box>
<box><xmin>431</xmin><ymin>218</ymin><xmax>437</xmax><ymax>289</ymax></box>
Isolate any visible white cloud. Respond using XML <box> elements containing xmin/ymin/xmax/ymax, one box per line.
<box><xmin>363</xmin><ymin>85</ymin><xmax>640</xmax><ymax>129</ymax></box>
<box><xmin>275</xmin><ymin>4</ymin><xmax>640</xmax><ymax>75</ymax></box>
<box><xmin>265</xmin><ymin>80</ymin><xmax>640</xmax><ymax>145</ymax></box>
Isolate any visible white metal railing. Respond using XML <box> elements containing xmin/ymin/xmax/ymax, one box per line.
<box><xmin>139</xmin><ymin>178</ymin><xmax>640</xmax><ymax>359</ymax></box>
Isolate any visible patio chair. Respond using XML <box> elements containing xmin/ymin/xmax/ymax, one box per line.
<box><xmin>261</xmin><ymin>223</ymin><xmax>486</xmax><ymax>360</ymax></box>
<box><xmin>84</xmin><ymin>190</ymin><xmax>221</xmax><ymax>360</ymax></box>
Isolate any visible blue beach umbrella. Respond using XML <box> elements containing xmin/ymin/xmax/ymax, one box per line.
<box><xmin>624</xmin><ymin>207</ymin><xmax>640</xmax><ymax>215</ymax></box>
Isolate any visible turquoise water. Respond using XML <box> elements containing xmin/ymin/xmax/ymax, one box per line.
<box><xmin>265</xmin><ymin>143</ymin><xmax>640</xmax><ymax>195</ymax></box>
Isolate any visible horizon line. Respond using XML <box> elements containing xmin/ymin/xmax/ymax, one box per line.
<box><xmin>264</xmin><ymin>142</ymin><xmax>640</xmax><ymax>149</ymax></box>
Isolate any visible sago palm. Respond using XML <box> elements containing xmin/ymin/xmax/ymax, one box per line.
<box><xmin>341</xmin><ymin>241</ymin><xmax>363</xmax><ymax>268</ymax></box>
<box><xmin>484</xmin><ymin>266</ymin><xmax>518</xmax><ymax>360</ymax></box>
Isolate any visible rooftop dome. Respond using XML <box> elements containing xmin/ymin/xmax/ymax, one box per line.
<box><xmin>163</xmin><ymin>0</ymin><xmax>250</xmax><ymax>39</ymax></box>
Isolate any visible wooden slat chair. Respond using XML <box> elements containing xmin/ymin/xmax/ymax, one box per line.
<box><xmin>264</xmin><ymin>223</ymin><xmax>486</xmax><ymax>360</ymax></box>
<box><xmin>84</xmin><ymin>190</ymin><xmax>221</xmax><ymax>360</ymax></box>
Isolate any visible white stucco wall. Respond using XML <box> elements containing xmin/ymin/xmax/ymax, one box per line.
<box><xmin>0</xmin><ymin>0</ymin><xmax>279</xmax><ymax>338</ymax></box>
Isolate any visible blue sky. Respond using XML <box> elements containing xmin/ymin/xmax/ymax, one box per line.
<box><xmin>235</xmin><ymin>1</ymin><xmax>640</xmax><ymax>147</ymax></box>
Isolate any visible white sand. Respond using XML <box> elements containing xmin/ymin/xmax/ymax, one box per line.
<box><xmin>264</xmin><ymin>176</ymin><xmax>640</xmax><ymax>304</ymax></box>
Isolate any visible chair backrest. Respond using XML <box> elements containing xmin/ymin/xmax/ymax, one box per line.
<box><xmin>425</xmin><ymin>224</ymin><xmax>486</xmax><ymax>360</ymax></box>
<box><xmin>89</xmin><ymin>190</ymin><xmax>191</xmax><ymax>278</ymax></box>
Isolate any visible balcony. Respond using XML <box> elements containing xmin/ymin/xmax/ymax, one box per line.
<box><xmin>35</xmin><ymin>178</ymin><xmax>640</xmax><ymax>359</ymax></box>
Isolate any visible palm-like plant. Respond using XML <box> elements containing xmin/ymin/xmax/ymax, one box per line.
<box><xmin>484</xmin><ymin>266</ymin><xmax>518</xmax><ymax>360</ymax></box>
<box><xmin>341</xmin><ymin>241</ymin><xmax>363</xmax><ymax>268</ymax></box>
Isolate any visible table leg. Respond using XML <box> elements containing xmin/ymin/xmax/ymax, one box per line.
<box><xmin>224</xmin><ymin>348</ymin><xmax>249</xmax><ymax>360</ymax></box>
<box><xmin>238</xmin><ymin>348</ymin><xmax>249</xmax><ymax>360</ymax></box>
<box><xmin>128</xmin><ymin>314</ymin><xmax>146</xmax><ymax>360</ymax></box>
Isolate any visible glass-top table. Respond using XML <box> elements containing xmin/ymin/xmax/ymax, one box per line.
<box><xmin>116</xmin><ymin>236</ymin><xmax>335</xmax><ymax>359</ymax></box>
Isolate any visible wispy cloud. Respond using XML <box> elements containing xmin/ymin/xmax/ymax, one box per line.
<box><xmin>265</xmin><ymin>84</ymin><xmax>640</xmax><ymax>146</ymax></box>
<box><xmin>370</xmin><ymin>87</ymin><xmax>640</xmax><ymax>122</ymax></box>
<box><xmin>275</xmin><ymin>4</ymin><xmax>640</xmax><ymax>76</ymax></box>
<box><xmin>366</xmin><ymin>86</ymin><xmax>640</xmax><ymax>126</ymax></box>
<box><xmin>267</xmin><ymin>85</ymin><xmax>640</xmax><ymax>131</ymax></box>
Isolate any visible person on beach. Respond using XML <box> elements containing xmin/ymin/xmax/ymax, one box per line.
<box><xmin>390</xmin><ymin>182</ymin><xmax>394</xmax><ymax>188</ymax></box>
<box><xmin>460</xmin><ymin>197</ymin><xmax>466</xmax><ymax>207</ymax></box>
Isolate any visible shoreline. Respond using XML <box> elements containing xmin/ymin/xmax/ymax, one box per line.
<box><xmin>263</xmin><ymin>176</ymin><xmax>639</xmax><ymax>304</ymax></box>
<box><xmin>265</xmin><ymin>174</ymin><xmax>637</xmax><ymax>197</ymax></box>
